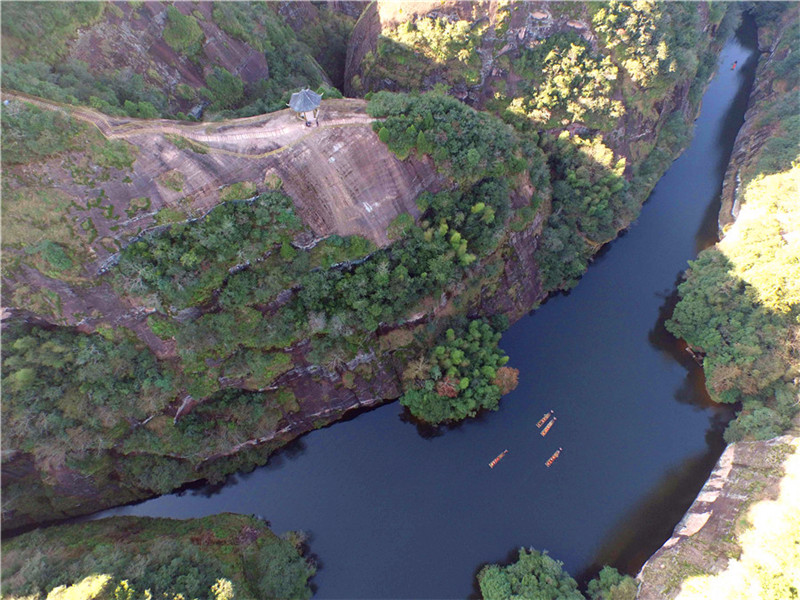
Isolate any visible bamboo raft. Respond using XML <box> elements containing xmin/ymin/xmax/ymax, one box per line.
<box><xmin>545</xmin><ymin>448</ymin><xmax>562</xmax><ymax>467</ymax></box>
<box><xmin>540</xmin><ymin>416</ymin><xmax>556</xmax><ymax>437</ymax></box>
<box><xmin>489</xmin><ymin>449</ymin><xmax>508</xmax><ymax>468</ymax></box>
<box><xmin>536</xmin><ymin>410</ymin><xmax>553</xmax><ymax>428</ymax></box>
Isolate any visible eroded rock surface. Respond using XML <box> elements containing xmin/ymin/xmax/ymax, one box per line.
<box><xmin>637</xmin><ymin>418</ymin><xmax>799</xmax><ymax>599</ymax></box>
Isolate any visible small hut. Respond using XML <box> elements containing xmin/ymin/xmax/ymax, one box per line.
<box><xmin>288</xmin><ymin>88</ymin><xmax>322</xmax><ymax>126</ymax></box>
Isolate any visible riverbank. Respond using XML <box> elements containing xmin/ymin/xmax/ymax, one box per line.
<box><xmin>639</xmin><ymin>4</ymin><xmax>799</xmax><ymax>596</ymax></box>
<box><xmin>719</xmin><ymin>4</ymin><xmax>799</xmax><ymax>231</ymax></box>
<box><xmin>637</xmin><ymin>414</ymin><xmax>800</xmax><ymax>599</ymax></box>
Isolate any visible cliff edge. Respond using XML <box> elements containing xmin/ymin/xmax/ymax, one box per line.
<box><xmin>637</xmin><ymin>415</ymin><xmax>800</xmax><ymax>599</ymax></box>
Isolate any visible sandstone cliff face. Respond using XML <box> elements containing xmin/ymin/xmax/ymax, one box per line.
<box><xmin>67</xmin><ymin>3</ymin><xmax>270</xmax><ymax>91</ymax></box>
<box><xmin>636</xmin><ymin>418</ymin><xmax>800</xmax><ymax>599</ymax></box>
<box><xmin>346</xmin><ymin>1</ymin><xmax>597</xmax><ymax>104</ymax></box>
<box><xmin>719</xmin><ymin>6</ymin><xmax>799</xmax><ymax>232</ymax></box>
<box><xmin>343</xmin><ymin>1</ymin><xmax>717</xmax><ymax>172</ymax></box>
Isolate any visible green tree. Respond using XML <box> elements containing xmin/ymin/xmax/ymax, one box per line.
<box><xmin>586</xmin><ymin>566</ymin><xmax>637</xmax><ymax>600</ymax></box>
<box><xmin>478</xmin><ymin>548</ymin><xmax>584</xmax><ymax>600</ymax></box>
<box><xmin>203</xmin><ymin>67</ymin><xmax>245</xmax><ymax>111</ymax></box>
<box><xmin>400</xmin><ymin>319</ymin><xmax>516</xmax><ymax>424</ymax></box>
<box><xmin>162</xmin><ymin>5</ymin><xmax>204</xmax><ymax>57</ymax></box>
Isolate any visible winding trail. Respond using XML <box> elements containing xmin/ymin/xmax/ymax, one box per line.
<box><xmin>3</xmin><ymin>90</ymin><xmax>374</xmax><ymax>159</ymax></box>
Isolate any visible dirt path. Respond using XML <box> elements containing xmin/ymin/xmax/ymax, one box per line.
<box><xmin>3</xmin><ymin>90</ymin><xmax>374</xmax><ymax>159</ymax></box>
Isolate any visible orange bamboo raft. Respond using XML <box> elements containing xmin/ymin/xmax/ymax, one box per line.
<box><xmin>540</xmin><ymin>416</ymin><xmax>556</xmax><ymax>437</ymax></box>
<box><xmin>536</xmin><ymin>410</ymin><xmax>553</xmax><ymax>428</ymax></box>
<box><xmin>489</xmin><ymin>450</ymin><xmax>508</xmax><ymax>468</ymax></box>
<box><xmin>545</xmin><ymin>448</ymin><xmax>562</xmax><ymax>467</ymax></box>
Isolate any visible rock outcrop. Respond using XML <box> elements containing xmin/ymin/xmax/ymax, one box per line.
<box><xmin>719</xmin><ymin>5</ymin><xmax>799</xmax><ymax>232</ymax></box>
<box><xmin>636</xmin><ymin>416</ymin><xmax>800</xmax><ymax>599</ymax></box>
<box><xmin>1</xmin><ymin>3</ymin><xmax>731</xmax><ymax>531</ymax></box>
<box><xmin>2</xmin><ymin>94</ymin><xmax>443</xmax><ymax>355</ymax></box>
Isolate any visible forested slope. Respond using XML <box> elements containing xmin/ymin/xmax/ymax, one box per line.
<box><xmin>668</xmin><ymin>2</ymin><xmax>800</xmax><ymax>442</ymax></box>
<box><xmin>1</xmin><ymin>1</ymin><xmax>343</xmax><ymax>120</ymax></box>
<box><xmin>2</xmin><ymin>514</ymin><xmax>316</xmax><ymax>600</ymax></box>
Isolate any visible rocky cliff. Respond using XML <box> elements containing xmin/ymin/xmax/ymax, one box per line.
<box><xmin>344</xmin><ymin>1</ymin><xmax>727</xmax><ymax>178</ymax></box>
<box><xmin>636</xmin><ymin>416</ymin><xmax>800</xmax><ymax>599</ymax></box>
<box><xmin>719</xmin><ymin>4</ymin><xmax>799</xmax><ymax>231</ymax></box>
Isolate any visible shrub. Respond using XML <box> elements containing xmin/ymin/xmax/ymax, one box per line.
<box><xmin>400</xmin><ymin>319</ymin><xmax>516</xmax><ymax>424</ymax></box>
<box><xmin>162</xmin><ymin>5</ymin><xmax>204</xmax><ymax>57</ymax></box>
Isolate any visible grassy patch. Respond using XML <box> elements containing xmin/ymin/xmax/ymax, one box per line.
<box><xmin>1</xmin><ymin>1</ymin><xmax>105</xmax><ymax>63</ymax></box>
<box><xmin>1</xmin><ymin>187</ymin><xmax>74</xmax><ymax>249</ymax></box>
<box><xmin>153</xmin><ymin>206</ymin><xmax>188</xmax><ymax>226</ymax></box>
<box><xmin>1</xmin><ymin>186</ymin><xmax>91</xmax><ymax>281</ymax></box>
<box><xmin>158</xmin><ymin>169</ymin><xmax>185</xmax><ymax>192</ymax></box>
<box><xmin>91</xmin><ymin>139</ymin><xmax>137</xmax><ymax>170</ymax></box>
<box><xmin>219</xmin><ymin>181</ymin><xmax>257</xmax><ymax>202</ymax></box>
<box><xmin>1</xmin><ymin>101</ymin><xmax>86</xmax><ymax>165</ymax></box>
<box><xmin>125</xmin><ymin>196</ymin><xmax>151</xmax><ymax>218</ymax></box>
<box><xmin>80</xmin><ymin>218</ymin><xmax>98</xmax><ymax>243</ymax></box>
<box><xmin>9</xmin><ymin>284</ymin><xmax>63</xmax><ymax>319</ymax></box>
<box><xmin>165</xmin><ymin>133</ymin><xmax>209</xmax><ymax>154</ymax></box>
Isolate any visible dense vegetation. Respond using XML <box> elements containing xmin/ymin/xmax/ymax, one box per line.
<box><xmin>534</xmin><ymin>132</ymin><xmax>634</xmax><ymax>291</ymax></box>
<box><xmin>509</xmin><ymin>32</ymin><xmax>623</xmax><ymax>130</ymax></box>
<box><xmin>367</xmin><ymin>91</ymin><xmax>525</xmax><ymax>184</ymax></box>
<box><xmin>1</xmin><ymin>322</ymin><xmax>176</xmax><ymax>495</ymax></box>
<box><xmin>115</xmin><ymin>192</ymin><xmax>303</xmax><ymax>310</ymax></box>
<box><xmin>208</xmin><ymin>2</ymin><xmax>327</xmax><ymax>117</ymax></box>
<box><xmin>667</xmin><ymin>166</ymin><xmax>800</xmax><ymax>441</ymax></box>
<box><xmin>400</xmin><ymin>318</ymin><xmax>518</xmax><ymax>424</ymax></box>
<box><xmin>1</xmin><ymin>100</ymin><xmax>85</xmax><ymax>164</ymax></box>
<box><xmin>1</xmin><ymin>2</ymin><xmax>329</xmax><ymax>120</ymax></box>
<box><xmin>356</xmin><ymin>15</ymin><xmax>484</xmax><ymax>92</ymax></box>
<box><xmin>1</xmin><ymin>514</ymin><xmax>315</xmax><ymax>600</ymax></box>
<box><xmin>478</xmin><ymin>548</ymin><xmax>636</xmax><ymax>600</ymax></box>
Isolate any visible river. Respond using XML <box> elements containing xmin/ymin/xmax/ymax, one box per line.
<box><xmin>91</xmin><ymin>21</ymin><xmax>758</xmax><ymax>599</ymax></box>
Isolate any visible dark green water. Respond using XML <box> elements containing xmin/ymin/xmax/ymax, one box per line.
<box><xmin>91</xmin><ymin>21</ymin><xmax>758</xmax><ymax>599</ymax></box>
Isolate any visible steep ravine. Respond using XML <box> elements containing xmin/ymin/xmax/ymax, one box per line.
<box><xmin>638</xmin><ymin>7</ymin><xmax>799</xmax><ymax>596</ymax></box>
<box><xmin>2</xmin><ymin>5</ymin><xmax>731</xmax><ymax>532</ymax></box>
<box><xmin>719</xmin><ymin>5</ymin><xmax>798</xmax><ymax>231</ymax></box>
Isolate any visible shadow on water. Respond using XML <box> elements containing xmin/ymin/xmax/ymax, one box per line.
<box><xmin>398</xmin><ymin>397</ymin><xmax>498</xmax><ymax>439</ymax></box>
<box><xmin>648</xmin><ymin>276</ymin><xmax>709</xmax><ymax>380</ymax></box>
<box><xmin>398</xmin><ymin>409</ymin><xmax>446</xmax><ymax>439</ymax></box>
<box><xmin>575</xmin><ymin>414</ymin><xmax>732</xmax><ymax>585</ymax></box>
<box><xmin>694</xmin><ymin>15</ymin><xmax>759</xmax><ymax>252</ymax></box>
<box><xmin>581</xmin><ymin>278</ymin><xmax>735</xmax><ymax>582</ymax></box>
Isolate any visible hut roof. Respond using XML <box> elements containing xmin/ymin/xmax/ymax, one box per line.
<box><xmin>288</xmin><ymin>88</ymin><xmax>322</xmax><ymax>113</ymax></box>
